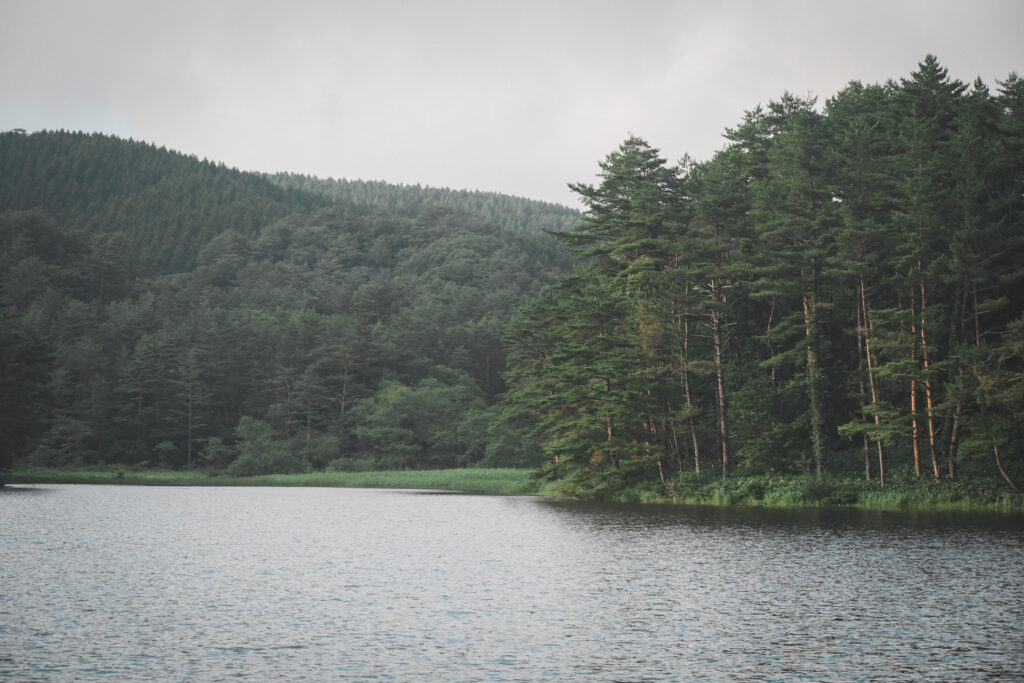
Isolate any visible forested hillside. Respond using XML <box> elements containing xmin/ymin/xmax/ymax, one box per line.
<box><xmin>0</xmin><ymin>132</ymin><xmax>573</xmax><ymax>475</ymax></box>
<box><xmin>0</xmin><ymin>131</ymin><xmax>328</xmax><ymax>273</ymax></box>
<box><xmin>269</xmin><ymin>174</ymin><xmax>580</xmax><ymax>236</ymax></box>
<box><xmin>4</xmin><ymin>56</ymin><xmax>1022</xmax><ymax>498</ymax></box>
<box><xmin>505</xmin><ymin>56</ymin><xmax>1024</xmax><ymax>498</ymax></box>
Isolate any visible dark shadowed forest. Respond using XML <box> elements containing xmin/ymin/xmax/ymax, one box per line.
<box><xmin>504</xmin><ymin>56</ymin><xmax>1024</xmax><ymax>499</ymax></box>
<box><xmin>0</xmin><ymin>130</ymin><xmax>574</xmax><ymax>476</ymax></box>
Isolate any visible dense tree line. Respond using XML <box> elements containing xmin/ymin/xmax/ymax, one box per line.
<box><xmin>0</xmin><ymin>131</ymin><xmax>579</xmax><ymax>275</ymax></box>
<box><xmin>0</xmin><ymin>133</ymin><xmax>574</xmax><ymax>475</ymax></box>
<box><xmin>0</xmin><ymin>131</ymin><xmax>328</xmax><ymax>274</ymax></box>
<box><xmin>268</xmin><ymin>174</ymin><xmax>581</xmax><ymax>236</ymax></box>
<box><xmin>4</xmin><ymin>57</ymin><xmax>1021</xmax><ymax>496</ymax></box>
<box><xmin>504</xmin><ymin>57</ymin><xmax>1024</xmax><ymax>498</ymax></box>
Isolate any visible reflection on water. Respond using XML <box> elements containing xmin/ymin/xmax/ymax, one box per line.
<box><xmin>2</xmin><ymin>485</ymin><xmax>1022</xmax><ymax>680</ymax></box>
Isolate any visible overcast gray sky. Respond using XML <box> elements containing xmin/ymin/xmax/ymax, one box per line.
<box><xmin>2</xmin><ymin>0</ymin><xmax>1022</xmax><ymax>207</ymax></box>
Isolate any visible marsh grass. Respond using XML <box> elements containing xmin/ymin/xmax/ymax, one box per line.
<box><xmin>5</xmin><ymin>466</ymin><xmax>546</xmax><ymax>496</ymax></box>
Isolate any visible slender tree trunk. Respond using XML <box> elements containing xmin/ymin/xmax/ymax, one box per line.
<box><xmin>680</xmin><ymin>284</ymin><xmax>700</xmax><ymax>476</ymax></box>
<box><xmin>336</xmin><ymin>377</ymin><xmax>349</xmax><ymax>420</ymax></box>
<box><xmin>764</xmin><ymin>297</ymin><xmax>778</xmax><ymax>390</ymax></box>
<box><xmin>909</xmin><ymin>284</ymin><xmax>922</xmax><ymax>477</ymax></box>
<box><xmin>712</xmin><ymin>303</ymin><xmax>729</xmax><ymax>479</ymax></box>
<box><xmin>860</xmin><ymin>275</ymin><xmax>885</xmax><ymax>488</ymax></box>
<box><xmin>855</xmin><ymin>291</ymin><xmax>871</xmax><ymax>481</ymax></box>
<box><xmin>919</xmin><ymin>277</ymin><xmax>941</xmax><ymax>482</ymax></box>
<box><xmin>669</xmin><ymin>413</ymin><xmax>684</xmax><ymax>476</ymax></box>
<box><xmin>683</xmin><ymin>365</ymin><xmax>700</xmax><ymax>475</ymax></box>
<box><xmin>646</xmin><ymin>412</ymin><xmax>665</xmax><ymax>484</ymax></box>
<box><xmin>993</xmin><ymin>442</ymin><xmax>1020</xmax><ymax>493</ymax></box>
<box><xmin>803</xmin><ymin>288</ymin><xmax>824</xmax><ymax>481</ymax></box>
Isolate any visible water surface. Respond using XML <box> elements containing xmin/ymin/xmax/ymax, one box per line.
<box><xmin>2</xmin><ymin>485</ymin><xmax>1022</xmax><ymax>680</ymax></box>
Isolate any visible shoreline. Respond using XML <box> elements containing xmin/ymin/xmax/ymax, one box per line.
<box><xmin>2</xmin><ymin>466</ymin><xmax>547</xmax><ymax>496</ymax></box>
<box><xmin>5</xmin><ymin>466</ymin><xmax>1023</xmax><ymax>513</ymax></box>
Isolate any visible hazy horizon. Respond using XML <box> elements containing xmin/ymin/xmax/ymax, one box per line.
<box><xmin>3</xmin><ymin>0</ymin><xmax>1022</xmax><ymax>207</ymax></box>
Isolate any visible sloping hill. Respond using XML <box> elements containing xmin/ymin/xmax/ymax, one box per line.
<box><xmin>268</xmin><ymin>173</ymin><xmax>580</xmax><ymax>236</ymax></box>
<box><xmin>0</xmin><ymin>131</ymin><xmax>580</xmax><ymax>275</ymax></box>
<box><xmin>0</xmin><ymin>129</ymin><xmax>573</xmax><ymax>473</ymax></box>
<box><xmin>0</xmin><ymin>130</ymin><xmax>328</xmax><ymax>273</ymax></box>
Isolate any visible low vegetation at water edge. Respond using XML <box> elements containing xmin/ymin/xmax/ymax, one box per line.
<box><xmin>3</xmin><ymin>466</ymin><xmax>550</xmax><ymax>496</ymax></box>
<box><xmin>8</xmin><ymin>465</ymin><xmax>1022</xmax><ymax>512</ymax></box>
<box><xmin>588</xmin><ymin>472</ymin><xmax>1024</xmax><ymax>511</ymax></box>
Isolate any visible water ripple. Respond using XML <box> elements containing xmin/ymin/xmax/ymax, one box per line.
<box><xmin>1</xmin><ymin>486</ymin><xmax>1022</xmax><ymax>680</ymax></box>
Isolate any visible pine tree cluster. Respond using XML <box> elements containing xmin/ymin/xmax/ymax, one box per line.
<box><xmin>504</xmin><ymin>57</ymin><xmax>1024</xmax><ymax>497</ymax></box>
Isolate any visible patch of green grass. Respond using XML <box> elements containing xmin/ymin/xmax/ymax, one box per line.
<box><xmin>248</xmin><ymin>468</ymin><xmax>543</xmax><ymax>495</ymax></box>
<box><xmin>9</xmin><ymin>465</ymin><xmax>1022</xmax><ymax>511</ymax></box>
<box><xmin>656</xmin><ymin>471</ymin><xmax>1024</xmax><ymax>511</ymax></box>
<box><xmin>5</xmin><ymin>466</ymin><xmax>545</xmax><ymax>496</ymax></box>
<box><xmin>6</xmin><ymin>466</ymin><xmax>219</xmax><ymax>486</ymax></box>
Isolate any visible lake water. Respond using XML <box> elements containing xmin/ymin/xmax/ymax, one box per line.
<box><xmin>2</xmin><ymin>485</ymin><xmax>1022</xmax><ymax>681</ymax></box>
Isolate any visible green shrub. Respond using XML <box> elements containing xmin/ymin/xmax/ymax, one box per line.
<box><xmin>225</xmin><ymin>416</ymin><xmax>308</xmax><ymax>476</ymax></box>
<box><xmin>327</xmin><ymin>456</ymin><xmax>377</xmax><ymax>473</ymax></box>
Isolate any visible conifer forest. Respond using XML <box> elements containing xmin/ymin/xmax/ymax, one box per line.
<box><xmin>2</xmin><ymin>57</ymin><xmax>1023</xmax><ymax>499</ymax></box>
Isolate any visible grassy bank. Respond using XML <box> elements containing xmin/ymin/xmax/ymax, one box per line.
<box><xmin>7</xmin><ymin>466</ymin><xmax>1023</xmax><ymax>512</ymax></box>
<box><xmin>626</xmin><ymin>472</ymin><xmax>1024</xmax><ymax>512</ymax></box>
<box><xmin>3</xmin><ymin>466</ymin><xmax>549</xmax><ymax>496</ymax></box>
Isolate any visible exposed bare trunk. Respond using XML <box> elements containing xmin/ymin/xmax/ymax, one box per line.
<box><xmin>681</xmin><ymin>284</ymin><xmax>700</xmax><ymax>476</ymax></box>
<box><xmin>669</xmin><ymin>416</ymin><xmax>684</xmax><ymax>476</ymax></box>
<box><xmin>712</xmin><ymin>304</ymin><xmax>729</xmax><ymax>479</ymax></box>
<box><xmin>919</xmin><ymin>277</ymin><xmax>941</xmax><ymax>482</ymax></box>
<box><xmin>994</xmin><ymin>442</ymin><xmax>1020</xmax><ymax>493</ymax></box>
<box><xmin>803</xmin><ymin>288</ymin><xmax>824</xmax><ymax>481</ymax></box>
<box><xmin>860</xmin><ymin>275</ymin><xmax>885</xmax><ymax>488</ymax></box>
<box><xmin>909</xmin><ymin>284</ymin><xmax>922</xmax><ymax>477</ymax></box>
<box><xmin>764</xmin><ymin>297</ymin><xmax>778</xmax><ymax>389</ymax></box>
<box><xmin>855</xmin><ymin>291</ymin><xmax>871</xmax><ymax>481</ymax></box>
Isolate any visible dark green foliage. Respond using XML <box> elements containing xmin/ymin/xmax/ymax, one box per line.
<box><xmin>4</xmin><ymin>57</ymin><xmax>1021</xmax><ymax>495</ymax></box>
<box><xmin>269</xmin><ymin>174</ymin><xmax>580</xmax><ymax>237</ymax></box>
<box><xmin>349</xmin><ymin>376</ymin><xmax>487</xmax><ymax>470</ymax></box>
<box><xmin>662</xmin><ymin>471</ymin><xmax>1022</xmax><ymax>509</ymax></box>
<box><xmin>0</xmin><ymin>131</ymin><xmax>327</xmax><ymax>274</ymax></box>
<box><xmin>0</xmin><ymin>320</ymin><xmax>52</xmax><ymax>473</ymax></box>
<box><xmin>0</xmin><ymin>133</ymin><xmax>572</xmax><ymax>473</ymax></box>
<box><xmin>226</xmin><ymin>417</ymin><xmax>308</xmax><ymax>476</ymax></box>
<box><xmin>503</xmin><ymin>56</ymin><xmax>1024</xmax><ymax>501</ymax></box>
